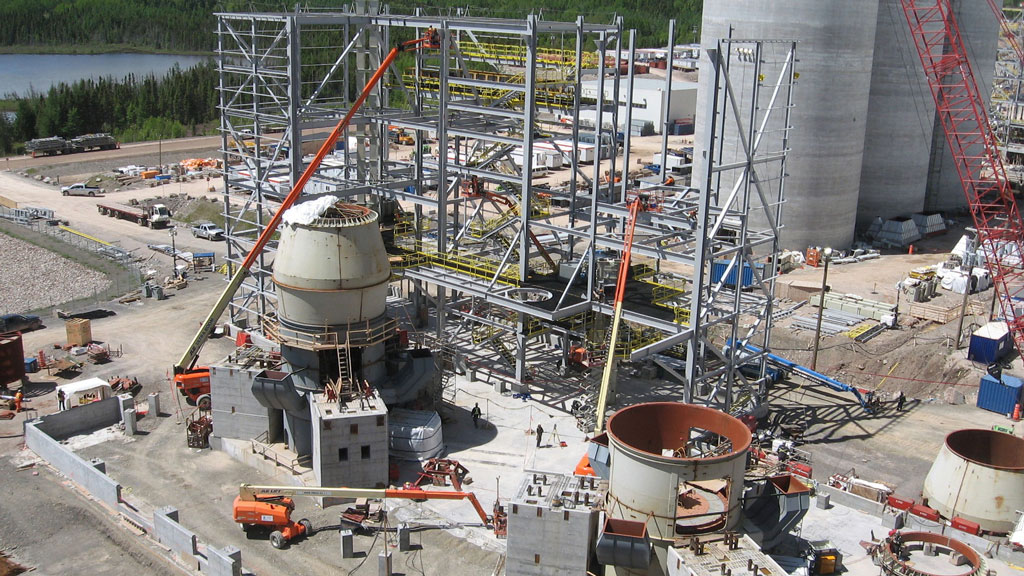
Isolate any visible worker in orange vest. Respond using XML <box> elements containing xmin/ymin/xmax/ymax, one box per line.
<box><xmin>14</xmin><ymin>389</ymin><xmax>23</xmax><ymax>413</ymax></box>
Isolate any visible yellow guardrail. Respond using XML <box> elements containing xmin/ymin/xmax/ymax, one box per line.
<box><xmin>58</xmin><ymin>225</ymin><xmax>115</xmax><ymax>246</ymax></box>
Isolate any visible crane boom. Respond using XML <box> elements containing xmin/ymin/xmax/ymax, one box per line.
<box><xmin>900</xmin><ymin>0</ymin><xmax>1024</xmax><ymax>356</ymax></box>
<box><xmin>238</xmin><ymin>483</ymin><xmax>491</xmax><ymax>525</ymax></box>
<box><xmin>175</xmin><ymin>37</ymin><xmax>426</xmax><ymax>373</ymax></box>
<box><xmin>593</xmin><ymin>198</ymin><xmax>643</xmax><ymax>435</ymax></box>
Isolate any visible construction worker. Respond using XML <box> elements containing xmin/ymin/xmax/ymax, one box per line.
<box><xmin>14</xmin><ymin>389</ymin><xmax>23</xmax><ymax>413</ymax></box>
<box><xmin>57</xmin><ymin>388</ymin><xmax>66</xmax><ymax>411</ymax></box>
<box><xmin>471</xmin><ymin>403</ymin><xmax>482</xmax><ymax>428</ymax></box>
<box><xmin>425</xmin><ymin>27</ymin><xmax>440</xmax><ymax>48</ymax></box>
<box><xmin>896</xmin><ymin>390</ymin><xmax>906</xmax><ymax>412</ymax></box>
<box><xmin>535</xmin><ymin>423</ymin><xmax>544</xmax><ymax>448</ymax></box>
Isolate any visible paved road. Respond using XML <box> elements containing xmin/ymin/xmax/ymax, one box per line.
<box><xmin>2</xmin><ymin>135</ymin><xmax>221</xmax><ymax>172</ymax></box>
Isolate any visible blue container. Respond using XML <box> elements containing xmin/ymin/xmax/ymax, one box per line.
<box><xmin>977</xmin><ymin>374</ymin><xmax>1023</xmax><ymax>415</ymax></box>
<box><xmin>968</xmin><ymin>322</ymin><xmax>1012</xmax><ymax>364</ymax></box>
<box><xmin>710</xmin><ymin>260</ymin><xmax>763</xmax><ymax>288</ymax></box>
<box><xmin>23</xmin><ymin>357</ymin><xmax>38</xmax><ymax>374</ymax></box>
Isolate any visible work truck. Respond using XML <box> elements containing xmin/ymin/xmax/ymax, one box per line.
<box><xmin>97</xmin><ymin>201</ymin><xmax>172</xmax><ymax>228</ymax></box>
<box><xmin>61</xmin><ymin>183</ymin><xmax>102</xmax><ymax>196</ymax></box>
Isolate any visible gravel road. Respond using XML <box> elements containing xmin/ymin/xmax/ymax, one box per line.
<box><xmin>0</xmin><ymin>232</ymin><xmax>110</xmax><ymax>315</ymax></box>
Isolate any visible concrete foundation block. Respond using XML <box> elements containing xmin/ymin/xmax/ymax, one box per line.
<box><xmin>882</xmin><ymin>510</ymin><xmax>905</xmax><ymax>529</ymax></box>
<box><xmin>208</xmin><ymin>545</ymin><xmax>242</xmax><ymax>576</ymax></box>
<box><xmin>154</xmin><ymin>506</ymin><xmax>198</xmax><ymax>558</ymax></box>
<box><xmin>378</xmin><ymin>550</ymin><xmax>392</xmax><ymax>576</ymax></box>
<box><xmin>816</xmin><ymin>493</ymin><xmax>831</xmax><ymax>510</ymax></box>
<box><xmin>493</xmin><ymin>379</ymin><xmax>506</xmax><ymax>394</ymax></box>
<box><xmin>340</xmin><ymin>529</ymin><xmax>354</xmax><ymax>558</ymax></box>
<box><xmin>949</xmin><ymin>552</ymin><xmax>967</xmax><ymax>566</ymax></box>
<box><xmin>398</xmin><ymin>523</ymin><xmax>411</xmax><ymax>552</ymax></box>
<box><xmin>123</xmin><ymin>409</ymin><xmax>137</xmax><ymax>435</ymax></box>
<box><xmin>923</xmin><ymin>543</ymin><xmax>937</xmax><ymax>557</ymax></box>
<box><xmin>147</xmin><ymin>392</ymin><xmax>160</xmax><ymax>417</ymax></box>
<box><xmin>117</xmin><ymin>394</ymin><xmax>135</xmax><ymax>417</ymax></box>
<box><xmin>89</xmin><ymin>458</ymin><xmax>106</xmax><ymax>473</ymax></box>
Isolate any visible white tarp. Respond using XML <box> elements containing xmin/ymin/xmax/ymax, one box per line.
<box><xmin>57</xmin><ymin>377</ymin><xmax>112</xmax><ymax>405</ymax></box>
<box><xmin>389</xmin><ymin>408</ymin><xmax>444</xmax><ymax>461</ymax></box>
<box><xmin>281</xmin><ymin>195</ymin><xmax>339</xmax><ymax>226</ymax></box>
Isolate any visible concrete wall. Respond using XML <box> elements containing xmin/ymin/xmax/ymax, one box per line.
<box><xmin>34</xmin><ymin>396</ymin><xmax>122</xmax><ymax>439</ymax></box>
<box><xmin>211</xmin><ymin>363</ymin><xmax>270</xmax><ymax>441</ymax></box>
<box><xmin>815</xmin><ymin>484</ymin><xmax>885</xmax><ymax>517</ymax></box>
<box><xmin>25</xmin><ymin>404</ymin><xmax>243</xmax><ymax>576</ymax></box>
<box><xmin>24</xmin><ymin>420</ymin><xmax>122</xmax><ymax>507</ymax></box>
<box><xmin>154</xmin><ymin>506</ymin><xmax>197</xmax><ymax>558</ymax></box>
<box><xmin>312</xmin><ymin>397</ymin><xmax>388</xmax><ymax>488</ymax></box>
<box><xmin>506</xmin><ymin>502</ymin><xmax>597</xmax><ymax>575</ymax></box>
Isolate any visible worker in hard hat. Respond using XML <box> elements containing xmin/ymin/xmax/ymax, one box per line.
<box><xmin>14</xmin><ymin>389</ymin><xmax>23</xmax><ymax>413</ymax></box>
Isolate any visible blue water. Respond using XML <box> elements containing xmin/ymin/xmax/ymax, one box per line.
<box><xmin>0</xmin><ymin>53</ymin><xmax>210</xmax><ymax>98</ymax></box>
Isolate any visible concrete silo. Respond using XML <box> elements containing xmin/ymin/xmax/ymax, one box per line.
<box><xmin>603</xmin><ymin>403</ymin><xmax>752</xmax><ymax>575</ymax></box>
<box><xmin>856</xmin><ymin>0</ymin><xmax>935</xmax><ymax>230</ymax></box>
<box><xmin>923</xmin><ymin>0</ymin><xmax>999</xmax><ymax>213</ymax></box>
<box><xmin>695</xmin><ymin>0</ymin><xmax>881</xmax><ymax>250</ymax></box>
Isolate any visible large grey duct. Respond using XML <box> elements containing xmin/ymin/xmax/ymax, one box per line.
<box><xmin>695</xmin><ymin>0</ymin><xmax>880</xmax><ymax>250</ymax></box>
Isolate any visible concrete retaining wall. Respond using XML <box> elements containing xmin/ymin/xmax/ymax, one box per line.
<box><xmin>816</xmin><ymin>484</ymin><xmax>885</xmax><ymax>516</ymax></box>
<box><xmin>25</xmin><ymin>406</ymin><xmax>244</xmax><ymax>576</ymax></box>
<box><xmin>154</xmin><ymin>506</ymin><xmax>198</xmax><ymax>558</ymax></box>
<box><xmin>24</xmin><ymin>420</ymin><xmax>122</xmax><ymax>507</ymax></box>
<box><xmin>34</xmin><ymin>396</ymin><xmax>122</xmax><ymax>439</ymax></box>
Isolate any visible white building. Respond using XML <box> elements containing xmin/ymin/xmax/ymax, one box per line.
<box><xmin>579</xmin><ymin>77</ymin><xmax>698</xmax><ymax>135</ymax></box>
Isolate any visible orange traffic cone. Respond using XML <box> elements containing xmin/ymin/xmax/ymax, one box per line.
<box><xmin>1013</xmin><ymin>403</ymin><xmax>1021</xmax><ymax>422</ymax></box>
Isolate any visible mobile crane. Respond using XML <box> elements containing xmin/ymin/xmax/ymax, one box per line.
<box><xmin>172</xmin><ymin>32</ymin><xmax>437</xmax><ymax>405</ymax></box>
<box><xmin>592</xmin><ymin>197</ymin><xmax>644</xmax><ymax>435</ymax></box>
<box><xmin>233</xmin><ymin>483</ymin><xmax>491</xmax><ymax>548</ymax></box>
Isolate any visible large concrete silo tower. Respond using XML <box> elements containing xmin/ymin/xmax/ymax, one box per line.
<box><xmin>695</xmin><ymin>0</ymin><xmax>881</xmax><ymax>250</ymax></box>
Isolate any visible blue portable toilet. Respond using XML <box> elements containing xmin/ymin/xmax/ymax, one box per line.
<box><xmin>977</xmin><ymin>373</ymin><xmax>1023</xmax><ymax>415</ymax></box>
<box><xmin>968</xmin><ymin>321</ymin><xmax>1012</xmax><ymax>364</ymax></box>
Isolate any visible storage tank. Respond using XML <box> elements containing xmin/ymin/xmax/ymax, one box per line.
<box><xmin>856</xmin><ymin>0</ymin><xmax>934</xmax><ymax>230</ymax></box>
<box><xmin>922</xmin><ymin>429</ymin><xmax>1024</xmax><ymax>532</ymax></box>
<box><xmin>273</xmin><ymin>202</ymin><xmax>390</xmax><ymax>329</ymax></box>
<box><xmin>694</xmin><ymin>0</ymin><xmax>881</xmax><ymax>250</ymax></box>
<box><xmin>605</xmin><ymin>403</ymin><xmax>751</xmax><ymax>576</ymax></box>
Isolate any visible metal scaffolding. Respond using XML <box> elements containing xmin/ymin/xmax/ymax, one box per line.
<box><xmin>215</xmin><ymin>7</ymin><xmax>792</xmax><ymax>417</ymax></box>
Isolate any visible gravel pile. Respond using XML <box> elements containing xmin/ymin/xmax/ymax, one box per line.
<box><xmin>0</xmin><ymin>233</ymin><xmax>111</xmax><ymax>314</ymax></box>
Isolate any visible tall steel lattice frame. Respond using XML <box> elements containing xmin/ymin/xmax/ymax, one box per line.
<box><xmin>902</xmin><ymin>0</ymin><xmax>1024</xmax><ymax>355</ymax></box>
<box><xmin>215</xmin><ymin>7</ymin><xmax>790</xmax><ymax>414</ymax></box>
<box><xmin>987</xmin><ymin>0</ymin><xmax>1024</xmax><ymax>166</ymax></box>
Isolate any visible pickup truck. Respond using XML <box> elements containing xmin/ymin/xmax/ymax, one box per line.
<box><xmin>191</xmin><ymin>221</ymin><xmax>225</xmax><ymax>241</ymax></box>
<box><xmin>61</xmin><ymin>183</ymin><xmax>101</xmax><ymax>196</ymax></box>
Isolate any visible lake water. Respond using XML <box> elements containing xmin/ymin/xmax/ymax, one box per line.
<box><xmin>0</xmin><ymin>53</ymin><xmax>210</xmax><ymax>98</ymax></box>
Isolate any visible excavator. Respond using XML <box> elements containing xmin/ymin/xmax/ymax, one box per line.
<box><xmin>233</xmin><ymin>483</ymin><xmax>492</xmax><ymax>548</ymax></box>
<box><xmin>172</xmin><ymin>31</ymin><xmax>439</xmax><ymax>406</ymax></box>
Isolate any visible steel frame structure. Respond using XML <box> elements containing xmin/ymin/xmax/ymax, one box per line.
<box><xmin>987</xmin><ymin>0</ymin><xmax>1024</xmax><ymax>165</ymax></box>
<box><xmin>215</xmin><ymin>7</ymin><xmax>790</xmax><ymax>414</ymax></box>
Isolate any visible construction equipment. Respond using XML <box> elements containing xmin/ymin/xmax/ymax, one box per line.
<box><xmin>592</xmin><ymin>198</ymin><xmax>644</xmax><ymax>435</ymax></box>
<box><xmin>171</xmin><ymin>32</ymin><xmax>436</xmax><ymax>401</ymax></box>
<box><xmin>412</xmin><ymin>458</ymin><xmax>470</xmax><ymax>490</ymax></box>
<box><xmin>186</xmin><ymin>409</ymin><xmax>213</xmax><ymax>448</ymax></box>
<box><xmin>233</xmin><ymin>482</ymin><xmax>492</xmax><ymax>548</ymax></box>
<box><xmin>900</xmin><ymin>1</ymin><xmax>1024</xmax><ymax>356</ymax></box>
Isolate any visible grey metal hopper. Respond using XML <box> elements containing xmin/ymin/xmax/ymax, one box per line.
<box><xmin>251</xmin><ymin>370</ymin><xmax>306</xmax><ymax>413</ymax></box>
<box><xmin>595</xmin><ymin>517</ymin><xmax>652</xmax><ymax>570</ymax></box>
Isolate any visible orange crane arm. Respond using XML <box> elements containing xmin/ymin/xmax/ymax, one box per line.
<box><xmin>238</xmin><ymin>484</ymin><xmax>491</xmax><ymax>525</ymax></box>
<box><xmin>176</xmin><ymin>36</ymin><xmax>428</xmax><ymax>372</ymax></box>
<box><xmin>593</xmin><ymin>199</ymin><xmax>643</xmax><ymax>434</ymax></box>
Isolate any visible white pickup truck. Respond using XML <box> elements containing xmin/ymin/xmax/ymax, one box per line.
<box><xmin>191</xmin><ymin>221</ymin><xmax>225</xmax><ymax>241</ymax></box>
<box><xmin>61</xmin><ymin>182</ymin><xmax>102</xmax><ymax>196</ymax></box>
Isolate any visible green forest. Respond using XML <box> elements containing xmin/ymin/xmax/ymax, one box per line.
<box><xmin>0</xmin><ymin>1</ymin><xmax>701</xmax><ymax>154</ymax></box>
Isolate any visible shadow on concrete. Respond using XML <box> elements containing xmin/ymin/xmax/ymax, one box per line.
<box><xmin>766</xmin><ymin>381</ymin><xmax>916</xmax><ymax>445</ymax></box>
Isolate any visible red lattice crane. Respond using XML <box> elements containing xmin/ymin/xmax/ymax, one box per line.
<box><xmin>900</xmin><ymin>0</ymin><xmax>1024</xmax><ymax>355</ymax></box>
<box><xmin>986</xmin><ymin>0</ymin><xmax>1024</xmax><ymax>65</ymax></box>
